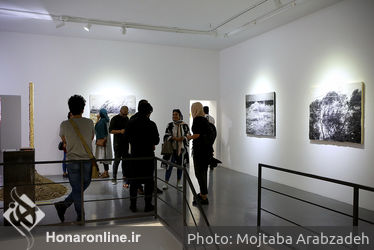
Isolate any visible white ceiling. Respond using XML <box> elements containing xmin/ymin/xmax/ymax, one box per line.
<box><xmin>0</xmin><ymin>0</ymin><xmax>342</xmax><ymax>50</ymax></box>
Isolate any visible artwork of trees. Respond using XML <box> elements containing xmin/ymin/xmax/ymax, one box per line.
<box><xmin>89</xmin><ymin>95</ymin><xmax>136</xmax><ymax>122</ymax></box>
<box><xmin>246</xmin><ymin>92</ymin><xmax>275</xmax><ymax>136</ymax></box>
<box><xmin>309</xmin><ymin>83</ymin><xmax>363</xmax><ymax>144</ymax></box>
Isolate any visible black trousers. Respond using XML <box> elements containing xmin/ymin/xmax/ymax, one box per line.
<box><xmin>112</xmin><ymin>144</ymin><xmax>129</xmax><ymax>179</ymax></box>
<box><xmin>129</xmin><ymin>177</ymin><xmax>154</xmax><ymax>206</ymax></box>
<box><xmin>128</xmin><ymin>158</ymin><xmax>155</xmax><ymax>207</ymax></box>
<box><xmin>193</xmin><ymin>155</ymin><xmax>209</xmax><ymax>195</ymax></box>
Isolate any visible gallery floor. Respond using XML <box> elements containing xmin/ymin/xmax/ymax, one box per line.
<box><xmin>1</xmin><ymin>165</ymin><xmax>374</xmax><ymax>232</ymax></box>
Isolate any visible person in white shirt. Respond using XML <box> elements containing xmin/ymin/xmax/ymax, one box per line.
<box><xmin>203</xmin><ymin>106</ymin><xmax>215</xmax><ymax>125</ymax></box>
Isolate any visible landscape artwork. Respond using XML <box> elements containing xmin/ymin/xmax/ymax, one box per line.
<box><xmin>89</xmin><ymin>95</ymin><xmax>136</xmax><ymax>122</ymax></box>
<box><xmin>246</xmin><ymin>92</ymin><xmax>275</xmax><ymax>136</ymax></box>
<box><xmin>309</xmin><ymin>82</ymin><xmax>364</xmax><ymax>144</ymax></box>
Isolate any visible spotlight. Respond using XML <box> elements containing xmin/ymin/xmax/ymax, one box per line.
<box><xmin>84</xmin><ymin>23</ymin><xmax>91</xmax><ymax>32</ymax></box>
<box><xmin>121</xmin><ymin>26</ymin><xmax>127</xmax><ymax>35</ymax></box>
<box><xmin>56</xmin><ymin>21</ymin><xmax>65</xmax><ymax>29</ymax></box>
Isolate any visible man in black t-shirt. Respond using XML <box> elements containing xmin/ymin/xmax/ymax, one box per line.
<box><xmin>109</xmin><ymin>106</ymin><xmax>129</xmax><ymax>184</ymax></box>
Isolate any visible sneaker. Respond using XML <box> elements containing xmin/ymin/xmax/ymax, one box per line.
<box><xmin>162</xmin><ymin>184</ymin><xmax>168</xmax><ymax>190</ymax></box>
<box><xmin>54</xmin><ymin>202</ymin><xmax>67</xmax><ymax>222</ymax></box>
<box><xmin>111</xmin><ymin>179</ymin><xmax>117</xmax><ymax>185</ymax></box>
<box><xmin>144</xmin><ymin>204</ymin><xmax>155</xmax><ymax>212</ymax></box>
<box><xmin>177</xmin><ymin>180</ymin><xmax>183</xmax><ymax>189</ymax></box>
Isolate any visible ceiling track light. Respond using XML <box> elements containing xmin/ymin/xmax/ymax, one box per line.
<box><xmin>121</xmin><ymin>26</ymin><xmax>127</xmax><ymax>35</ymax></box>
<box><xmin>1</xmin><ymin>0</ymin><xmax>302</xmax><ymax>37</ymax></box>
<box><xmin>225</xmin><ymin>0</ymin><xmax>296</xmax><ymax>37</ymax></box>
<box><xmin>84</xmin><ymin>23</ymin><xmax>91</xmax><ymax>32</ymax></box>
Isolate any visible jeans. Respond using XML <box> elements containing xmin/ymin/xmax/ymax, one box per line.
<box><xmin>62</xmin><ymin>161</ymin><xmax>92</xmax><ymax>219</ymax></box>
<box><xmin>165</xmin><ymin>151</ymin><xmax>183</xmax><ymax>182</ymax></box>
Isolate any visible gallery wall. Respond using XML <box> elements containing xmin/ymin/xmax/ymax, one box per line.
<box><xmin>0</xmin><ymin>32</ymin><xmax>219</xmax><ymax>174</ymax></box>
<box><xmin>219</xmin><ymin>0</ymin><xmax>374</xmax><ymax>210</ymax></box>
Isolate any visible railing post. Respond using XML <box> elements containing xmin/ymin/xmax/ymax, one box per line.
<box><xmin>183</xmin><ymin>166</ymin><xmax>187</xmax><ymax>226</ymax></box>
<box><xmin>353</xmin><ymin>187</ymin><xmax>359</xmax><ymax>226</ymax></box>
<box><xmin>257</xmin><ymin>164</ymin><xmax>262</xmax><ymax>227</ymax></box>
<box><xmin>154</xmin><ymin>157</ymin><xmax>158</xmax><ymax>219</ymax></box>
<box><xmin>80</xmin><ymin>161</ymin><xmax>85</xmax><ymax>225</ymax></box>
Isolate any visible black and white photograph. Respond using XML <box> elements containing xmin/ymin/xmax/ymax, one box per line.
<box><xmin>309</xmin><ymin>82</ymin><xmax>364</xmax><ymax>144</ymax></box>
<box><xmin>246</xmin><ymin>92</ymin><xmax>275</xmax><ymax>136</ymax></box>
<box><xmin>89</xmin><ymin>95</ymin><xmax>136</xmax><ymax>122</ymax></box>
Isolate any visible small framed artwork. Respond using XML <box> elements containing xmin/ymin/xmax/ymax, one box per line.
<box><xmin>246</xmin><ymin>92</ymin><xmax>276</xmax><ymax>136</ymax></box>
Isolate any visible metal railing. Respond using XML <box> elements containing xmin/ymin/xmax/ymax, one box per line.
<box><xmin>0</xmin><ymin>156</ymin><xmax>213</xmax><ymax>248</ymax></box>
<box><xmin>257</xmin><ymin>163</ymin><xmax>374</xmax><ymax>227</ymax></box>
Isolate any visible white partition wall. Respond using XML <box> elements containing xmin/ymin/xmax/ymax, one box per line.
<box><xmin>0</xmin><ymin>95</ymin><xmax>22</xmax><ymax>163</ymax></box>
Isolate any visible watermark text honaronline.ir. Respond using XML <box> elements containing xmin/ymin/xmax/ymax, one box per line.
<box><xmin>46</xmin><ymin>231</ymin><xmax>142</xmax><ymax>243</ymax></box>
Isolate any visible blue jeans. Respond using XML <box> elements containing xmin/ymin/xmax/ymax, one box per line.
<box><xmin>165</xmin><ymin>151</ymin><xmax>183</xmax><ymax>182</ymax></box>
<box><xmin>62</xmin><ymin>161</ymin><xmax>92</xmax><ymax>219</ymax></box>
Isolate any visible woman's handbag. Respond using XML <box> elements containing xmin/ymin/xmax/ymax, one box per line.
<box><xmin>96</xmin><ymin>138</ymin><xmax>106</xmax><ymax>147</ymax></box>
<box><xmin>161</xmin><ymin>140</ymin><xmax>173</xmax><ymax>155</ymax></box>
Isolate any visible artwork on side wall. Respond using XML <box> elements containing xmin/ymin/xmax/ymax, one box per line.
<box><xmin>245</xmin><ymin>92</ymin><xmax>276</xmax><ymax>136</ymax></box>
<box><xmin>309</xmin><ymin>82</ymin><xmax>364</xmax><ymax>144</ymax></box>
<box><xmin>89</xmin><ymin>95</ymin><xmax>136</xmax><ymax>122</ymax></box>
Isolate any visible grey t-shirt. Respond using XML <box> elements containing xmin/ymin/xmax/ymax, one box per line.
<box><xmin>59</xmin><ymin>117</ymin><xmax>95</xmax><ymax>160</ymax></box>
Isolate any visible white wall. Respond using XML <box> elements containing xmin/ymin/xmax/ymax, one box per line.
<box><xmin>220</xmin><ymin>0</ymin><xmax>374</xmax><ymax>210</ymax></box>
<box><xmin>0</xmin><ymin>32</ymin><xmax>219</xmax><ymax>175</ymax></box>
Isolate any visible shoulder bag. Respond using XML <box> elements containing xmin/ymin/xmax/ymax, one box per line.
<box><xmin>69</xmin><ymin>119</ymin><xmax>100</xmax><ymax>178</ymax></box>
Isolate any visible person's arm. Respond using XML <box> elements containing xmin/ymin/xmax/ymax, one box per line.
<box><xmin>111</xmin><ymin>129</ymin><xmax>125</xmax><ymax>135</ymax></box>
<box><xmin>109</xmin><ymin>117</ymin><xmax>125</xmax><ymax>135</ymax></box>
<box><xmin>187</xmin><ymin>134</ymin><xmax>200</xmax><ymax>140</ymax></box>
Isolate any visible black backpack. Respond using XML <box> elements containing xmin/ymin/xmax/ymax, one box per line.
<box><xmin>205</xmin><ymin>121</ymin><xmax>217</xmax><ymax>146</ymax></box>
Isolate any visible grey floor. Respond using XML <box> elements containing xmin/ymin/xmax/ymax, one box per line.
<box><xmin>1</xmin><ymin>165</ymin><xmax>373</xmax><ymax>231</ymax></box>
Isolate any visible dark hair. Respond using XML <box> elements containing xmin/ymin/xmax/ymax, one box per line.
<box><xmin>138</xmin><ymin>102</ymin><xmax>153</xmax><ymax>115</ymax></box>
<box><xmin>68</xmin><ymin>95</ymin><xmax>86</xmax><ymax>115</ymax></box>
<box><xmin>172</xmin><ymin>109</ymin><xmax>183</xmax><ymax>120</ymax></box>
<box><xmin>67</xmin><ymin>112</ymin><xmax>72</xmax><ymax>119</ymax></box>
<box><xmin>138</xmin><ymin>99</ymin><xmax>148</xmax><ymax>109</ymax></box>
<box><xmin>203</xmin><ymin>106</ymin><xmax>209</xmax><ymax>114</ymax></box>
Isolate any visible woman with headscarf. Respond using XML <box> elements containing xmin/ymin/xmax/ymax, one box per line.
<box><xmin>161</xmin><ymin>109</ymin><xmax>191</xmax><ymax>190</ymax></box>
<box><xmin>187</xmin><ymin>102</ymin><xmax>213</xmax><ymax>205</ymax></box>
<box><xmin>95</xmin><ymin>108</ymin><xmax>113</xmax><ymax>178</ymax></box>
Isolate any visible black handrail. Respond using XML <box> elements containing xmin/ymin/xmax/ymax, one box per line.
<box><xmin>257</xmin><ymin>163</ymin><xmax>374</xmax><ymax>227</ymax></box>
<box><xmin>0</xmin><ymin>156</ymin><xmax>213</xmax><ymax>248</ymax></box>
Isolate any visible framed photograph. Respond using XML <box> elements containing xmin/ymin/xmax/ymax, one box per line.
<box><xmin>246</xmin><ymin>92</ymin><xmax>276</xmax><ymax>136</ymax></box>
<box><xmin>89</xmin><ymin>95</ymin><xmax>136</xmax><ymax>122</ymax></box>
<box><xmin>309</xmin><ymin>82</ymin><xmax>364</xmax><ymax>144</ymax></box>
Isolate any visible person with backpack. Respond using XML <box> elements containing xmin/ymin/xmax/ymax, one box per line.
<box><xmin>203</xmin><ymin>106</ymin><xmax>222</xmax><ymax>170</ymax></box>
<box><xmin>187</xmin><ymin>102</ymin><xmax>213</xmax><ymax>206</ymax></box>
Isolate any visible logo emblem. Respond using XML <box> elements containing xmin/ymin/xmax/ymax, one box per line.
<box><xmin>3</xmin><ymin>187</ymin><xmax>45</xmax><ymax>250</ymax></box>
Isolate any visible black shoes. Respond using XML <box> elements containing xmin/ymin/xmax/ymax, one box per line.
<box><xmin>130</xmin><ymin>204</ymin><xmax>137</xmax><ymax>213</ymax></box>
<box><xmin>54</xmin><ymin>202</ymin><xmax>67</xmax><ymax>222</ymax></box>
<box><xmin>144</xmin><ymin>204</ymin><xmax>155</xmax><ymax>212</ymax></box>
<box><xmin>192</xmin><ymin>194</ymin><xmax>209</xmax><ymax>206</ymax></box>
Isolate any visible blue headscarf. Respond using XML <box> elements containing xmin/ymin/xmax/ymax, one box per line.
<box><xmin>99</xmin><ymin>108</ymin><xmax>110</xmax><ymax>122</ymax></box>
<box><xmin>95</xmin><ymin>108</ymin><xmax>109</xmax><ymax>139</ymax></box>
